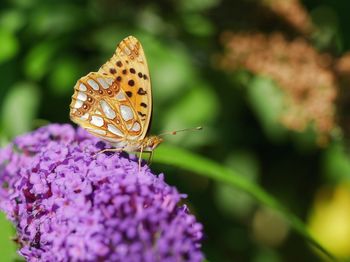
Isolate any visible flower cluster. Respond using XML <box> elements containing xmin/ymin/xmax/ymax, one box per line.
<box><xmin>259</xmin><ymin>0</ymin><xmax>313</xmax><ymax>35</ymax></box>
<box><xmin>218</xmin><ymin>32</ymin><xmax>337</xmax><ymax>144</ymax></box>
<box><xmin>0</xmin><ymin>124</ymin><xmax>203</xmax><ymax>262</ymax></box>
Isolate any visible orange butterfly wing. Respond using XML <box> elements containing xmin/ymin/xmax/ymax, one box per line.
<box><xmin>98</xmin><ymin>36</ymin><xmax>152</xmax><ymax>139</ymax></box>
<box><xmin>69</xmin><ymin>36</ymin><xmax>152</xmax><ymax>146</ymax></box>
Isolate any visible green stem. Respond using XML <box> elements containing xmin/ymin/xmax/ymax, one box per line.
<box><xmin>153</xmin><ymin>144</ymin><xmax>339</xmax><ymax>262</ymax></box>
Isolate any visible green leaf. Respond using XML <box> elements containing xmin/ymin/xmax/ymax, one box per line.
<box><xmin>24</xmin><ymin>41</ymin><xmax>59</xmax><ymax>80</ymax></box>
<box><xmin>160</xmin><ymin>82</ymin><xmax>218</xmax><ymax>147</ymax></box>
<box><xmin>0</xmin><ymin>9</ymin><xmax>26</xmax><ymax>32</ymax></box>
<box><xmin>182</xmin><ymin>14</ymin><xmax>215</xmax><ymax>36</ymax></box>
<box><xmin>0</xmin><ymin>27</ymin><xmax>19</xmax><ymax>64</ymax></box>
<box><xmin>178</xmin><ymin>0</ymin><xmax>220</xmax><ymax>12</ymax></box>
<box><xmin>30</xmin><ymin>4</ymin><xmax>85</xmax><ymax>36</ymax></box>
<box><xmin>215</xmin><ymin>151</ymin><xmax>260</xmax><ymax>218</ymax></box>
<box><xmin>322</xmin><ymin>142</ymin><xmax>350</xmax><ymax>182</ymax></box>
<box><xmin>0</xmin><ymin>212</ymin><xmax>18</xmax><ymax>262</ymax></box>
<box><xmin>11</xmin><ymin>0</ymin><xmax>36</xmax><ymax>8</ymax></box>
<box><xmin>246</xmin><ymin>75</ymin><xmax>287</xmax><ymax>142</ymax></box>
<box><xmin>1</xmin><ymin>82</ymin><xmax>40</xmax><ymax>139</ymax></box>
<box><xmin>48</xmin><ymin>57</ymin><xmax>82</xmax><ymax>95</ymax></box>
<box><xmin>91</xmin><ymin>25</ymin><xmax>131</xmax><ymax>53</ymax></box>
<box><xmin>153</xmin><ymin>144</ymin><xmax>339</xmax><ymax>262</ymax></box>
<box><xmin>137</xmin><ymin>8</ymin><xmax>167</xmax><ymax>34</ymax></box>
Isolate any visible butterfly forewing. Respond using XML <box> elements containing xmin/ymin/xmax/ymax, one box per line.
<box><xmin>70</xmin><ymin>37</ymin><xmax>151</xmax><ymax>146</ymax></box>
<box><xmin>98</xmin><ymin>36</ymin><xmax>152</xmax><ymax>139</ymax></box>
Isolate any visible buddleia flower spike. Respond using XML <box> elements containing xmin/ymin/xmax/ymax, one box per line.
<box><xmin>0</xmin><ymin>124</ymin><xmax>204</xmax><ymax>261</ymax></box>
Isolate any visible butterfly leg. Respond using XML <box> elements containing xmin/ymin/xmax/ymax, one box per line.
<box><xmin>136</xmin><ymin>150</ymin><xmax>153</xmax><ymax>166</ymax></box>
<box><xmin>94</xmin><ymin>148</ymin><xmax>123</xmax><ymax>157</ymax></box>
<box><xmin>138</xmin><ymin>145</ymin><xmax>144</xmax><ymax>171</ymax></box>
<box><xmin>145</xmin><ymin>150</ymin><xmax>153</xmax><ymax>166</ymax></box>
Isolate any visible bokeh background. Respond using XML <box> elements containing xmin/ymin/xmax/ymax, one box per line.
<box><xmin>1</xmin><ymin>0</ymin><xmax>350</xmax><ymax>261</ymax></box>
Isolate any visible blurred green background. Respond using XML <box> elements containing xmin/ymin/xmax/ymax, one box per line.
<box><xmin>1</xmin><ymin>0</ymin><xmax>350</xmax><ymax>261</ymax></box>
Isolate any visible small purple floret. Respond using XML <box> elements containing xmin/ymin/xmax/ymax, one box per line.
<box><xmin>0</xmin><ymin>124</ymin><xmax>204</xmax><ymax>262</ymax></box>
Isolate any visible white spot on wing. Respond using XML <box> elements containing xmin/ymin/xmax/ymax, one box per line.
<box><xmin>131</xmin><ymin>122</ymin><xmax>141</xmax><ymax>132</ymax></box>
<box><xmin>74</xmin><ymin>100</ymin><xmax>83</xmax><ymax>109</ymax></box>
<box><xmin>97</xmin><ymin>78</ymin><xmax>110</xmax><ymax>89</ymax></box>
<box><xmin>128</xmin><ymin>43</ymin><xmax>135</xmax><ymax>50</ymax></box>
<box><xmin>77</xmin><ymin>92</ymin><xmax>87</xmax><ymax>101</ymax></box>
<box><xmin>87</xmin><ymin>79</ymin><xmax>99</xmax><ymax>90</ymax></box>
<box><xmin>120</xmin><ymin>105</ymin><xmax>133</xmax><ymax>121</ymax></box>
<box><xmin>87</xmin><ymin>129</ymin><xmax>106</xmax><ymax>135</ymax></box>
<box><xmin>107</xmin><ymin>124</ymin><xmax>124</xmax><ymax>137</ymax></box>
<box><xmin>80</xmin><ymin>113</ymin><xmax>89</xmax><ymax>120</ymax></box>
<box><xmin>100</xmin><ymin>100</ymin><xmax>116</xmax><ymax>119</ymax></box>
<box><xmin>105</xmin><ymin>78</ymin><xmax>114</xmax><ymax>85</ymax></box>
<box><xmin>79</xmin><ymin>83</ymin><xmax>87</xmax><ymax>91</ymax></box>
<box><xmin>123</xmin><ymin>47</ymin><xmax>131</xmax><ymax>55</ymax></box>
<box><xmin>115</xmin><ymin>91</ymin><xmax>126</xmax><ymax>101</ymax></box>
<box><xmin>90</xmin><ymin>115</ymin><xmax>104</xmax><ymax>127</ymax></box>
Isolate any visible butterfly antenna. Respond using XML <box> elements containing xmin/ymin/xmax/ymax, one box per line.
<box><xmin>158</xmin><ymin>126</ymin><xmax>203</xmax><ymax>137</ymax></box>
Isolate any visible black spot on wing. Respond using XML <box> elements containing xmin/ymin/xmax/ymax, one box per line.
<box><xmin>137</xmin><ymin>88</ymin><xmax>147</xmax><ymax>95</ymax></box>
<box><xmin>128</xmin><ymin>80</ymin><xmax>135</xmax><ymax>86</ymax></box>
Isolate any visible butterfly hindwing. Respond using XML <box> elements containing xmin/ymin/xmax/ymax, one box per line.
<box><xmin>70</xmin><ymin>71</ymin><xmax>144</xmax><ymax>143</ymax></box>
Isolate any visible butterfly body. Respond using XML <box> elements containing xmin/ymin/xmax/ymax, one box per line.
<box><xmin>70</xmin><ymin>36</ymin><xmax>163</xmax><ymax>154</ymax></box>
<box><xmin>110</xmin><ymin>135</ymin><xmax>163</xmax><ymax>152</ymax></box>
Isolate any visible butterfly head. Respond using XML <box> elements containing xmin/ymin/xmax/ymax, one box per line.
<box><xmin>141</xmin><ymin>126</ymin><xmax>202</xmax><ymax>151</ymax></box>
<box><xmin>143</xmin><ymin>136</ymin><xmax>163</xmax><ymax>151</ymax></box>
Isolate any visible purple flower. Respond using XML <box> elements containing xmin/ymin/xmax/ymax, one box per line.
<box><xmin>0</xmin><ymin>124</ymin><xmax>204</xmax><ymax>262</ymax></box>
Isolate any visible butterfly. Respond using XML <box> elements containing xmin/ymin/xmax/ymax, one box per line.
<box><xmin>69</xmin><ymin>36</ymin><xmax>163</xmax><ymax>164</ymax></box>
